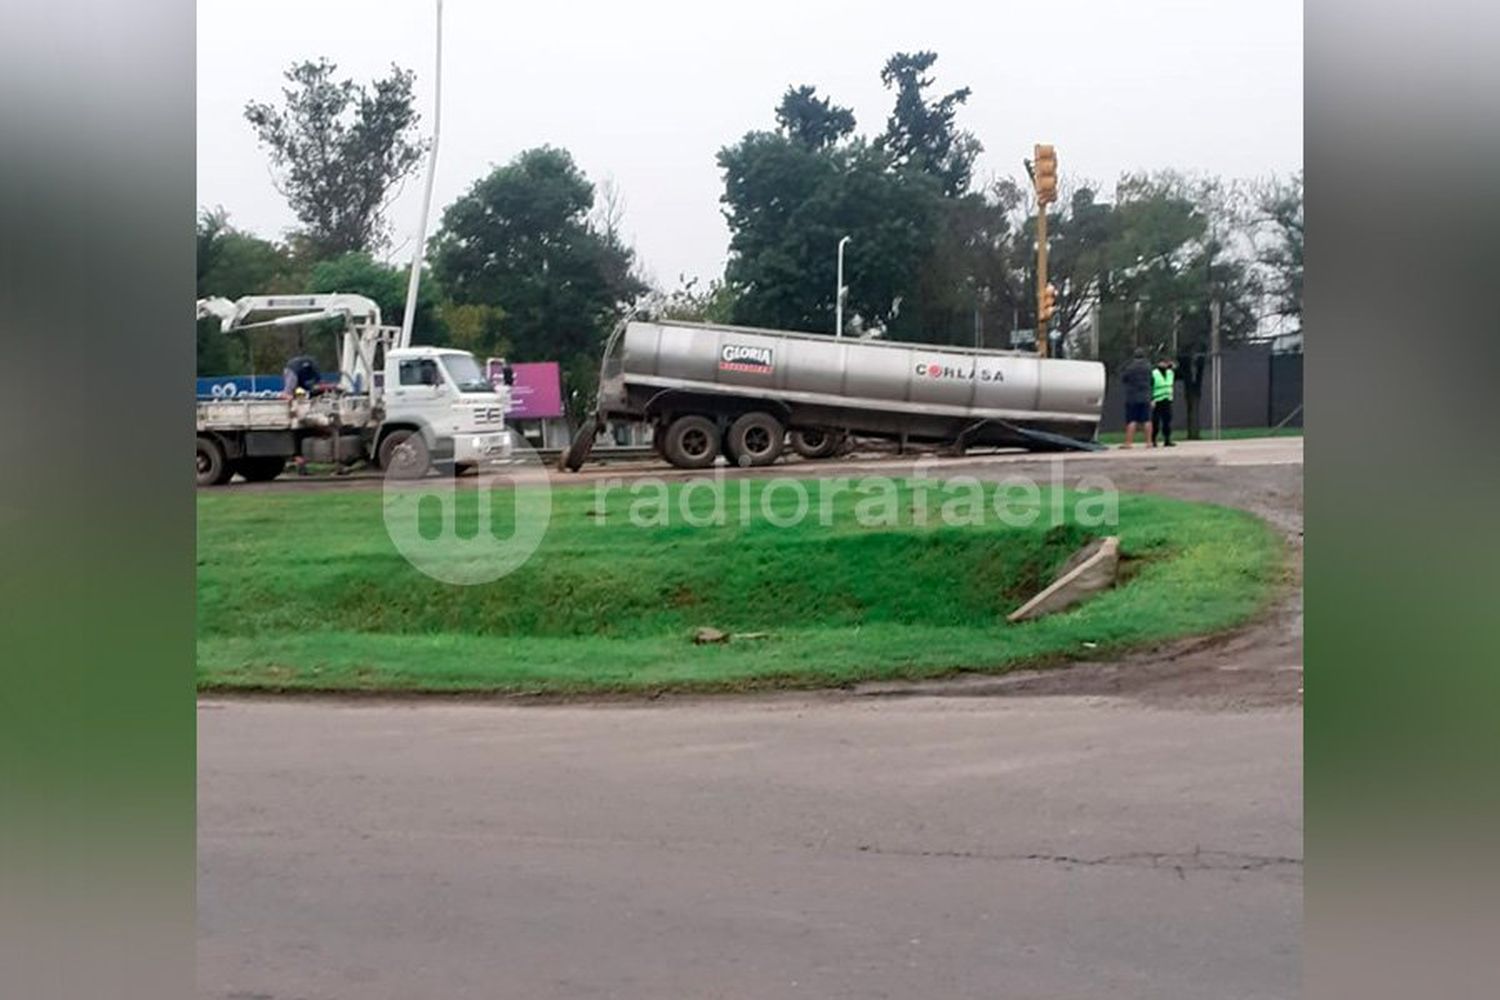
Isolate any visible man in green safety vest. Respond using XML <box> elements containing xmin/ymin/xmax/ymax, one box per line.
<box><xmin>1151</xmin><ymin>356</ymin><xmax>1177</xmax><ymax>447</ymax></box>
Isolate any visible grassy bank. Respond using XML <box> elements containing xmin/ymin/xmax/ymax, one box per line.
<box><xmin>197</xmin><ymin>479</ymin><xmax>1284</xmax><ymax>693</ymax></box>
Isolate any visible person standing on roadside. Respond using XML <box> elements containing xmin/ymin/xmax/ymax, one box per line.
<box><xmin>1151</xmin><ymin>356</ymin><xmax>1177</xmax><ymax>447</ymax></box>
<box><xmin>1120</xmin><ymin>348</ymin><xmax>1152</xmax><ymax>448</ymax></box>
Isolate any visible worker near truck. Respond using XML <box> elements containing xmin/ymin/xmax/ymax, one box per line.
<box><xmin>282</xmin><ymin>355</ymin><xmax>320</xmax><ymax>475</ymax></box>
<box><xmin>1119</xmin><ymin>348</ymin><xmax>1152</xmax><ymax>448</ymax></box>
<box><xmin>1151</xmin><ymin>356</ymin><xmax>1176</xmax><ymax>447</ymax></box>
<box><xmin>282</xmin><ymin>355</ymin><xmax>320</xmax><ymax>397</ymax></box>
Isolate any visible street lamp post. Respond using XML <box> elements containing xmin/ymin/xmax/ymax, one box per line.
<box><xmin>835</xmin><ymin>235</ymin><xmax>851</xmax><ymax>337</ymax></box>
<box><xmin>399</xmin><ymin>0</ymin><xmax>443</xmax><ymax>350</ymax></box>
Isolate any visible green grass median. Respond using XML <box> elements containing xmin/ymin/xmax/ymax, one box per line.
<box><xmin>197</xmin><ymin>479</ymin><xmax>1285</xmax><ymax>694</ymax></box>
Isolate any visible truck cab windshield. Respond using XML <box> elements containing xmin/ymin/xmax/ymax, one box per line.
<box><xmin>442</xmin><ymin>354</ymin><xmax>494</xmax><ymax>393</ymax></box>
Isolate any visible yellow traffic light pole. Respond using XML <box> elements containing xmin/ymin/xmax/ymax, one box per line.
<box><xmin>1031</xmin><ymin>144</ymin><xmax>1057</xmax><ymax>358</ymax></box>
<box><xmin>1036</xmin><ymin>204</ymin><xmax>1049</xmax><ymax>358</ymax></box>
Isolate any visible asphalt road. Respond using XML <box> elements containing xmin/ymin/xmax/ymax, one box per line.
<box><xmin>198</xmin><ymin>438</ymin><xmax>1303</xmax><ymax>999</ymax></box>
<box><xmin>198</xmin><ymin>697</ymin><xmax>1301</xmax><ymax>1000</ymax></box>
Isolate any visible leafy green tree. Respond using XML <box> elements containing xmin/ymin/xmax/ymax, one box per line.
<box><xmin>1098</xmin><ymin>172</ymin><xmax>1210</xmax><ymax>362</ymax></box>
<box><xmin>719</xmin><ymin>53</ymin><xmax>1012</xmax><ymax>345</ymax></box>
<box><xmin>442</xmin><ymin>302</ymin><xmax>509</xmax><ymax>357</ymax></box>
<box><xmin>1085</xmin><ymin>173</ymin><xmax>1263</xmax><ymax>437</ymax></box>
<box><xmin>775</xmin><ymin>85</ymin><xmax>856</xmax><ymax>150</ymax></box>
<box><xmin>1011</xmin><ymin>185</ymin><xmax>1116</xmax><ymax>355</ymax></box>
<box><xmin>196</xmin><ymin>206</ymin><xmax>302</xmax><ymax>299</ymax></box>
<box><xmin>196</xmin><ymin>207</ymin><xmax>307</xmax><ymax>375</ymax></box>
<box><xmin>896</xmin><ymin>180</ymin><xmax>1022</xmax><ymax>346</ymax></box>
<box><xmin>877</xmin><ymin>51</ymin><xmax>982</xmax><ymax>197</ymax></box>
<box><xmin>306</xmin><ymin>252</ymin><xmax>446</xmax><ymax>344</ymax></box>
<box><xmin>654</xmin><ymin>276</ymin><xmax>739</xmax><ymax>324</ymax></box>
<box><xmin>431</xmin><ymin>146</ymin><xmax>646</xmax><ymax>419</ymax></box>
<box><xmin>1254</xmin><ymin>171</ymin><xmax>1303</xmax><ymax>336</ymax></box>
<box><xmin>245</xmin><ymin>58</ymin><xmax>427</xmax><ymax>256</ymax></box>
<box><xmin>718</xmin><ymin>129</ymin><xmax>940</xmax><ymax>334</ymax></box>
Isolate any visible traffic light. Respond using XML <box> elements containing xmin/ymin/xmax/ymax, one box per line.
<box><xmin>1039</xmin><ymin>283</ymin><xmax>1057</xmax><ymax>323</ymax></box>
<box><xmin>1034</xmin><ymin>143</ymin><xmax>1058</xmax><ymax>204</ymax></box>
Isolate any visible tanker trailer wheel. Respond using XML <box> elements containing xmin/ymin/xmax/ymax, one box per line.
<box><xmin>788</xmin><ymin>427</ymin><xmax>840</xmax><ymax>460</ymax></box>
<box><xmin>725</xmin><ymin>411</ymin><xmax>786</xmax><ymax>467</ymax></box>
<box><xmin>196</xmin><ymin>436</ymin><xmax>232</xmax><ymax>487</ymax></box>
<box><xmin>379</xmin><ymin>429</ymin><xmax>431</xmax><ymax>479</ymax></box>
<box><xmin>234</xmin><ymin>456</ymin><xmax>287</xmax><ymax>482</ymax></box>
<box><xmin>661</xmin><ymin>415</ymin><xmax>721</xmax><ymax>469</ymax></box>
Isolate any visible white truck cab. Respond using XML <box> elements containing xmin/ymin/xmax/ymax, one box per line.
<box><xmin>378</xmin><ymin>346</ymin><xmax>513</xmax><ymax>476</ymax></box>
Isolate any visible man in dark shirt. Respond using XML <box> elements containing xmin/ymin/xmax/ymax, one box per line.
<box><xmin>282</xmin><ymin>355</ymin><xmax>320</xmax><ymax>396</ymax></box>
<box><xmin>282</xmin><ymin>355</ymin><xmax>320</xmax><ymax>476</ymax></box>
<box><xmin>1119</xmin><ymin>348</ymin><xmax>1152</xmax><ymax>448</ymax></box>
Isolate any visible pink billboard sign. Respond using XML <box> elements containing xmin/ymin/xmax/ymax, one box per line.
<box><xmin>487</xmin><ymin>359</ymin><xmax>564</xmax><ymax>419</ymax></box>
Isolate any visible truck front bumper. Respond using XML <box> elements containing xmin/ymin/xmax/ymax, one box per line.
<box><xmin>453</xmin><ymin>430</ymin><xmax>514</xmax><ymax>464</ymax></box>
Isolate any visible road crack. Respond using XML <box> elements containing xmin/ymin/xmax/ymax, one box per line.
<box><xmin>852</xmin><ymin>843</ymin><xmax>1302</xmax><ymax>877</ymax></box>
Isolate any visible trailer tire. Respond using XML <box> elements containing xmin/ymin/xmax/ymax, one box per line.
<box><xmin>196</xmin><ymin>436</ymin><xmax>232</xmax><ymax>487</ymax></box>
<box><xmin>661</xmin><ymin>415</ymin><xmax>721</xmax><ymax>469</ymax></box>
<box><xmin>561</xmin><ymin>418</ymin><xmax>601</xmax><ymax>472</ymax></box>
<box><xmin>788</xmin><ymin>427</ymin><xmax>840</xmax><ymax>460</ymax></box>
<box><xmin>379</xmin><ymin>430</ymin><xmax>431</xmax><ymax>479</ymax></box>
<box><xmin>234</xmin><ymin>456</ymin><xmax>286</xmax><ymax>482</ymax></box>
<box><xmin>725</xmin><ymin>412</ymin><xmax>785</xmax><ymax>467</ymax></box>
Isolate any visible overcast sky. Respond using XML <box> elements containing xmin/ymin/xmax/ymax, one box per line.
<box><xmin>197</xmin><ymin>0</ymin><xmax>1302</xmax><ymax>287</ymax></box>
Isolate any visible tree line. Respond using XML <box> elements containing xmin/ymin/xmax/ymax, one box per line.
<box><xmin>199</xmin><ymin>53</ymin><xmax>1302</xmax><ymax>423</ymax></box>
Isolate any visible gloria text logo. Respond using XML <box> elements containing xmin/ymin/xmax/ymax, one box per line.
<box><xmin>719</xmin><ymin>343</ymin><xmax>774</xmax><ymax>374</ymax></box>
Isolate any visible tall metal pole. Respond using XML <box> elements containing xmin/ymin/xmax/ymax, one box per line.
<box><xmin>1210</xmin><ymin>298</ymin><xmax>1222</xmax><ymax>440</ymax></box>
<box><xmin>835</xmin><ymin>235</ymin><xmax>851</xmax><ymax>337</ymax></box>
<box><xmin>1035</xmin><ymin>205</ymin><xmax>1049</xmax><ymax>357</ymax></box>
<box><xmin>399</xmin><ymin>0</ymin><xmax>443</xmax><ymax>349</ymax></box>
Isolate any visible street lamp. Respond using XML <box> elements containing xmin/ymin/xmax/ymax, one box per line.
<box><xmin>835</xmin><ymin>235</ymin><xmax>851</xmax><ymax>337</ymax></box>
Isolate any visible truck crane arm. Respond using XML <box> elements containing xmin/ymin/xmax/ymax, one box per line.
<box><xmin>194</xmin><ymin>293</ymin><xmax>390</xmax><ymax>393</ymax></box>
<box><xmin>195</xmin><ymin>294</ymin><xmax>382</xmax><ymax>334</ymax></box>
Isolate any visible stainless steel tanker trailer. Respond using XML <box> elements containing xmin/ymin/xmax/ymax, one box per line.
<box><xmin>561</xmin><ymin>319</ymin><xmax>1106</xmax><ymax>471</ymax></box>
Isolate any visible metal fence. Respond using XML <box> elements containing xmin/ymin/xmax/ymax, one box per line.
<box><xmin>1098</xmin><ymin>344</ymin><xmax>1303</xmax><ymax>433</ymax></box>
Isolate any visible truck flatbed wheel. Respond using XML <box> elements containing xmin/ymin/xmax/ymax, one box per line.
<box><xmin>379</xmin><ymin>430</ymin><xmax>431</xmax><ymax>479</ymax></box>
<box><xmin>196</xmin><ymin>436</ymin><xmax>232</xmax><ymax>487</ymax></box>
<box><xmin>234</xmin><ymin>456</ymin><xmax>287</xmax><ymax>482</ymax></box>
<box><xmin>725</xmin><ymin>412</ymin><xmax>785</xmax><ymax>467</ymax></box>
<box><xmin>789</xmin><ymin>427</ymin><xmax>839</xmax><ymax>460</ymax></box>
<box><xmin>662</xmin><ymin>415</ymin><xmax>721</xmax><ymax>469</ymax></box>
